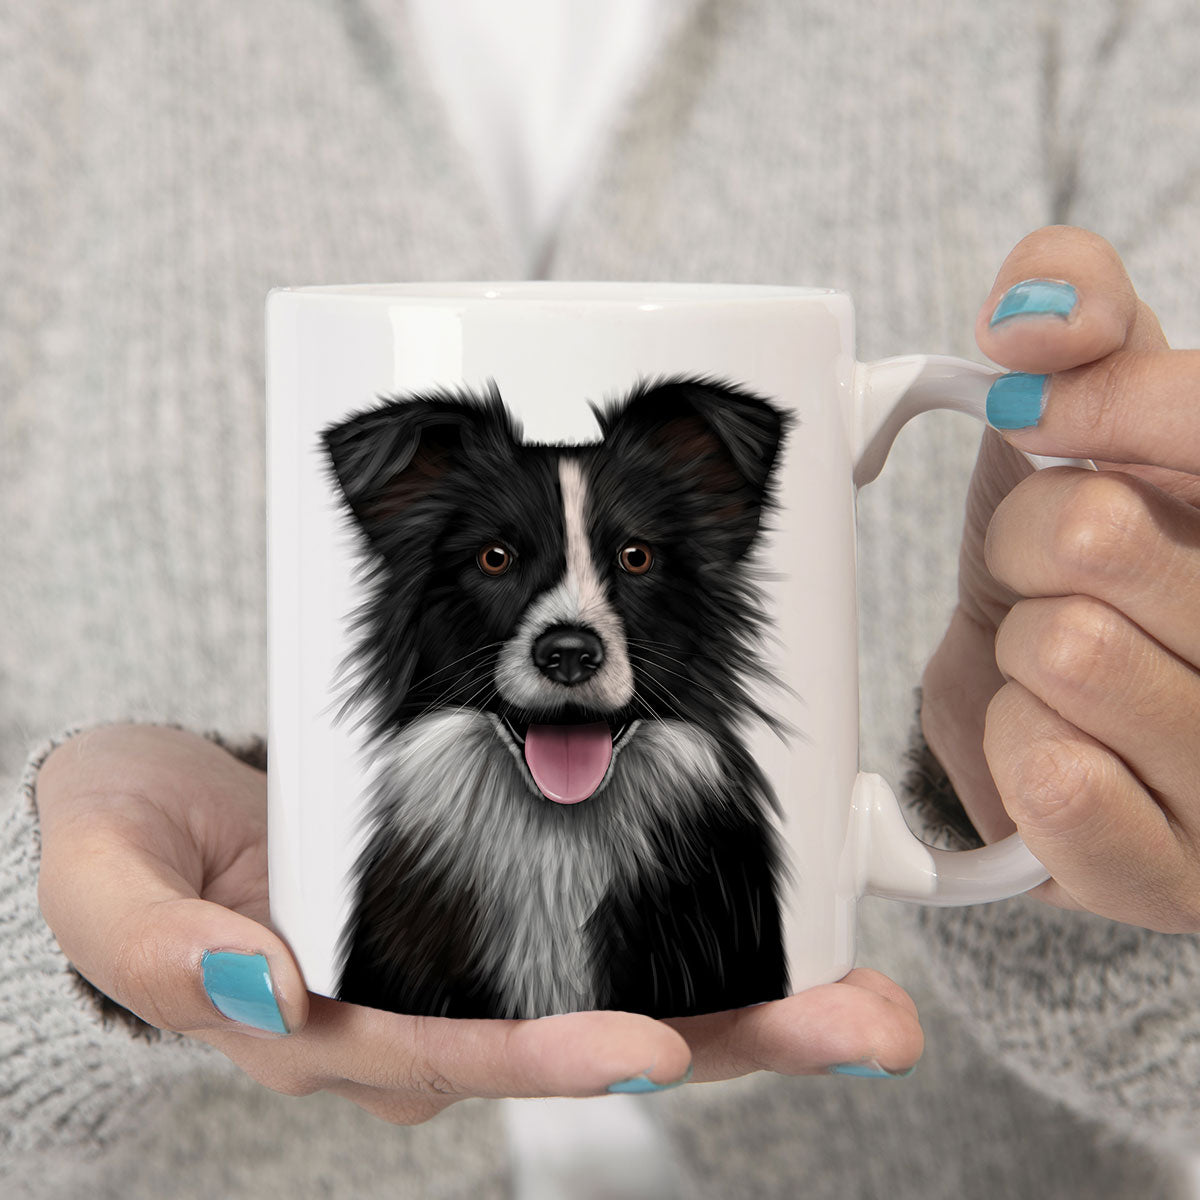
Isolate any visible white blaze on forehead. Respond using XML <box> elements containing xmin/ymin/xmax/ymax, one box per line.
<box><xmin>493</xmin><ymin>456</ymin><xmax>633</xmax><ymax>710</ymax></box>
<box><xmin>556</xmin><ymin>456</ymin><xmax>633</xmax><ymax>699</ymax></box>
<box><xmin>559</xmin><ymin>457</ymin><xmax>607</xmax><ymax>617</ymax></box>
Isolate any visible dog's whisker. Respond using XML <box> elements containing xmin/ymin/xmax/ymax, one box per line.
<box><xmin>412</xmin><ymin>642</ymin><xmax>507</xmax><ymax>690</ymax></box>
<box><xmin>451</xmin><ymin>675</ymin><xmax>502</xmax><ymax>719</ymax></box>
<box><xmin>378</xmin><ymin>676</ymin><xmax>502</xmax><ymax>780</ymax></box>
<box><xmin>628</xmin><ymin>647</ymin><xmax>720</xmax><ymax>701</ymax></box>
<box><xmin>629</xmin><ymin>665</ymin><xmax>695</xmax><ymax>729</ymax></box>
<box><xmin>641</xmin><ymin>687</ymin><xmax>702</xmax><ymax>738</ymax></box>
<box><xmin>628</xmin><ymin>651</ymin><xmax>695</xmax><ymax>709</ymax></box>
<box><xmin>410</xmin><ymin>665</ymin><xmax>492</xmax><ymax>713</ymax></box>
<box><xmin>634</xmin><ymin>695</ymin><xmax>662</xmax><ymax>726</ymax></box>
<box><xmin>629</xmin><ymin>655</ymin><xmax>698</xmax><ymax>690</ymax></box>
<box><xmin>628</xmin><ymin>659</ymin><xmax>718</xmax><ymax>705</ymax></box>
<box><xmin>624</xmin><ymin>638</ymin><xmax>694</xmax><ymax>670</ymax></box>
<box><xmin>325</xmin><ymin>382</ymin><xmax>791</xmax><ymax>1025</ymax></box>
<box><xmin>403</xmin><ymin>665</ymin><xmax>496</xmax><ymax>729</ymax></box>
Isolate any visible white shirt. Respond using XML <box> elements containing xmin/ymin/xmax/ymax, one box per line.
<box><xmin>403</xmin><ymin>5</ymin><xmax>691</xmax><ymax>1197</ymax></box>
<box><xmin>407</xmin><ymin>0</ymin><xmax>672</xmax><ymax>276</ymax></box>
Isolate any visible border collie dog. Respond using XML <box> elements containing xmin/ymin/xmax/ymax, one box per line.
<box><xmin>322</xmin><ymin>374</ymin><xmax>791</xmax><ymax>1020</ymax></box>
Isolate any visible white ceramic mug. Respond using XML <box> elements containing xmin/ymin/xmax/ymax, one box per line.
<box><xmin>266</xmin><ymin>282</ymin><xmax>1085</xmax><ymax>1021</ymax></box>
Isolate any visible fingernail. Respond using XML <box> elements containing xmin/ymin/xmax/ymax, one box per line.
<box><xmin>202</xmin><ymin>950</ymin><xmax>288</xmax><ymax>1034</ymax></box>
<box><xmin>607</xmin><ymin>1061</ymin><xmax>693</xmax><ymax>1094</ymax></box>
<box><xmin>986</xmin><ymin>372</ymin><xmax>1048</xmax><ymax>430</ymax></box>
<box><xmin>828</xmin><ymin>1059</ymin><xmax>916</xmax><ymax>1080</ymax></box>
<box><xmin>989</xmin><ymin>279</ymin><xmax>1077</xmax><ymax>327</ymax></box>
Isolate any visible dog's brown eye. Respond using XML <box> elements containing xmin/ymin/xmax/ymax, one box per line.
<box><xmin>619</xmin><ymin>542</ymin><xmax>653</xmax><ymax>575</ymax></box>
<box><xmin>478</xmin><ymin>544</ymin><xmax>514</xmax><ymax>576</ymax></box>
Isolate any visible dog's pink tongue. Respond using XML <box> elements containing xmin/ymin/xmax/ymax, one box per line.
<box><xmin>524</xmin><ymin>722</ymin><xmax>612</xmax><ymax>804</ymax></box>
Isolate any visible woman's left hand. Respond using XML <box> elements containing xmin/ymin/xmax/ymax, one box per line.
<box><xmin>921</xmin><ymin>224</ymin><xmax>1200</xmax><ymax>934</ymax></box>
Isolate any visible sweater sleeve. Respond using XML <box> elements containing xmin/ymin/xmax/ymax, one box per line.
<box><xmin>896</xmin><ymin>689</ymin><xmax>1200</xmax><ymax>1158</ymax></box>
<box><xmin>0</xmin><ymin>724</ymin><xmax>265</xmax><ymax>1161</ymax></box>
<box><xmin>1039</xmin><ymin>0</ymin><xmax>1200</xmax><ymax>352</ymax></box>
<box><xmin>893</xmin><ymin>0</ymin><xmax>1200</xmax><ymax>1156</ymax></box>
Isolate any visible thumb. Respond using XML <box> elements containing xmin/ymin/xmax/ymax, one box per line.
<box><xmin>958</xmin><ymin>225</ymin><xmax>1168</xmax><ymax>633</ymax></box>
<box><xmin>35</xmin><ymin>743</ymin><xmax>308</xmax><ymax>1040</ymax></box>
<box><xmin>102</xmin><ymin>891</ymin><xmax>306</xmax><ymax>1040</ymax></box>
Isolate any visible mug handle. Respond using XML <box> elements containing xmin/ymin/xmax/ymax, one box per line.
<box><xmin>850</xmin><ymin>354</ymin><xmax>1096</xmax><ymax>905</ymax></box>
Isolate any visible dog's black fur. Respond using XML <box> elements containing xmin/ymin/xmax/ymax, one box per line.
<box><xmin>322</xmin><ymin>375</ymin><xmax>792</xmax><ymax>1019</ymax></box>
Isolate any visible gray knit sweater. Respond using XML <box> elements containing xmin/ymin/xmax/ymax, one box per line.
<box><xmin>3</xmin><ymin>2</ymin><xmax>1199</xmax><ymax>1196</ymax></box>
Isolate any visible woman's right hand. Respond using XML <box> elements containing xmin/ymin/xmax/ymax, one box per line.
<box><xmin>33</xmin><ymin>724</ymin><xmax>922</xmax><ymax>1125</ymax></box>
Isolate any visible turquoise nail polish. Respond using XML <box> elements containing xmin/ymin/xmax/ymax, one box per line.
<box><xmin>829</xmin><ymin>1060</ymin><xmax>916</xmax><ymax>1080</ymax></box>
<box><xmin>990</xmin><ymin>279</ymin><xmax>1077</xmax><ymax>326</ymax></box>
<box><xmin>201</xmin><ymin>950</ymin><xmax>288</xmax><ymax>1034</ymax></box>
<box><xmin>607</xmin><ymin>1062</ymin><xmax>693</xmax><ymax>1094</ymax></box>
<box><xmin>986</xmin><ymin>372</ymin><xmax>1048</xmax><ymax>430</ymax></box>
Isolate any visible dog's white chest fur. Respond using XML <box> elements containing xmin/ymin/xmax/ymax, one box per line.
<box><xmin>369</xmin><ymin>709</ymin><xmax>722</xmax><ymax>1018</ymax></box>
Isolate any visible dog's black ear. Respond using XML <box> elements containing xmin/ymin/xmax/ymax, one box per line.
<box><xmin>596</xmin><ymin>374</ymin><xmax>790</xmax><ymax>558</ymax></box>
<box><xmin>321</xmin><ymin>383</ymin><xmax>514</xmax><ymax>549</ymax></box>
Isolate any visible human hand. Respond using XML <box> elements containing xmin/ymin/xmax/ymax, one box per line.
<box><xmin>33</xmin><ymin>724</ymin><xmax>922</xmax><ymax>1124</ymax></box>
<box><xmin>921</xmin><ymin>224</ymin><xmax>1200</xmax><ymax>933</ymax></box>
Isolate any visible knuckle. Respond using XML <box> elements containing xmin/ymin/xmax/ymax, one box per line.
<box><xmin>1031</xmin><ymin>595</ymin><xmax>1122</xmax><ymax>697</ymax></box>
<box><xmin>411</xmin><ymin>1066</ymin><xmax>465</xmax><ymax>1098</ymax></box>
<box><xmin>1075</xmin><ymin>351</ymin><xmax>1139</xmax><ymax>450</ymax></box>
<box><xmin>1006</xmin><ymin>732</ymin><xmax>1103</xmax><ymax>832</ymax></box>
<box><xmin>393</xmin><ymin>1017</ymin><xmax>467</xmax><ymax>1098</ymax></box>
<box><xmin>1050</xmin><ymin>471</ymin><xmax>1146</xmax><ymax>587</ymax></box>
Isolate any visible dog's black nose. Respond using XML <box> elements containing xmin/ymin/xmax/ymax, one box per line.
<box><xmin>532</xmin><ymin>626</ymin><xmax>605</xmax><ymax>686</ymax></box>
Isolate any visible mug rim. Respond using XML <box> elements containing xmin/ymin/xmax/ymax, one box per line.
<box><xmin>269</xmin><ymin>281</ymin><xmax>844</xmax><ymax>305</ymax></box>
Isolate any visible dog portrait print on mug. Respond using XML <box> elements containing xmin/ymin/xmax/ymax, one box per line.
<box><xmin>320</xmin><ymin>374</ymin><xmax>794</xmax><ymax>1020</ymax></box>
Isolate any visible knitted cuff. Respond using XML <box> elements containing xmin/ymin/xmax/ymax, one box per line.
<box><xmin>895</xmin><ymin>686</ymin><xmax>984</xmax><ymax>852</ymax></box>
